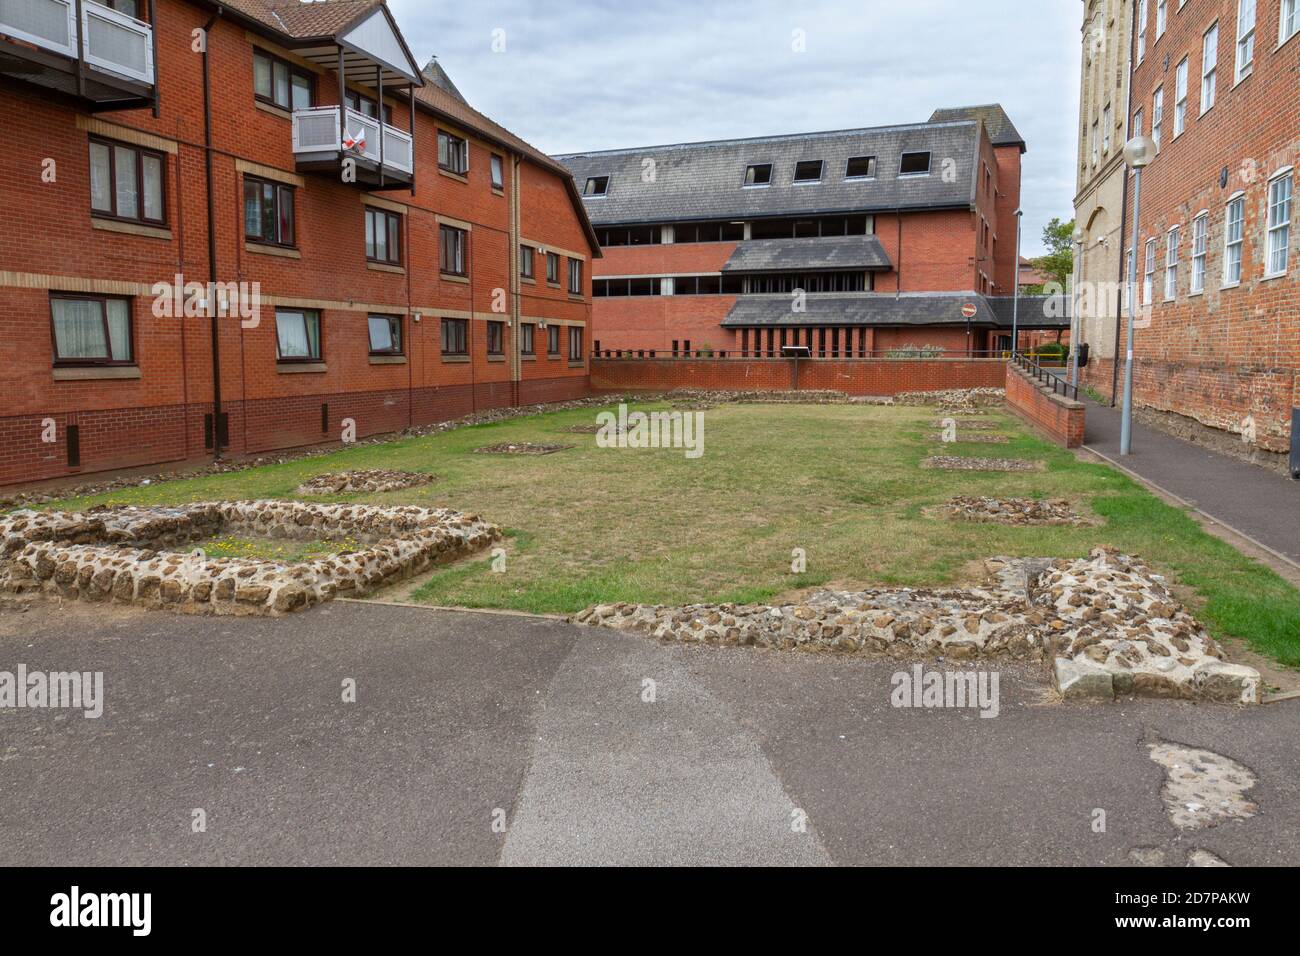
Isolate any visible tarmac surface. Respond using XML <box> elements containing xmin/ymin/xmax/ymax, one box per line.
<box><xmin>1</xmin><ymin>599</ymin><xmax>1296</xmax><ymax>866</ymax></box>
<box><xmin>1082</xmin><ymin>395</ymin><xmax>1300</xmax><ymax>565</ymax></box>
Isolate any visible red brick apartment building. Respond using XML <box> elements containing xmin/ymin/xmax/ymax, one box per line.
<box><xmin>0</xmin><ymin>0</ymin><xmax>599</xmax><ymax>487</ymax></box>
<box><xmin>1089</xmin><ymin>0</ymin><xmax>1298</xmax><ymax>467</ymax></box>
<box><xmin>555</xmin><ymin>105</ymin><xmax>1067</xmax><ymax>360</ymax></box>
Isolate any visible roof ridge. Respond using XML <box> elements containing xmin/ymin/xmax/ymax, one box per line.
<box><xmin>552</xmin><ymin>119</ymin><xmax>978</xmax><ymax>160</ymax></box>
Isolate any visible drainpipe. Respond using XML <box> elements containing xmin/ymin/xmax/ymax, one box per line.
<box><xmin>510</xmin><ymin>154</ymin><xmax>522</xmax><ymax>407</ymax></box>
<box><xmin>73</xmin><ymin>0</ymin><xmax>85</xmax><ymax>98</ymax></box>
<box><xmin>895</xmin><ymin>212</ymin><xmax>903</xmax><ymax>298</ymax></box>
<box><xmin>202</xmin><ymin>6</ymin><xmax>223</xmax><ymax>460</ymax></box>
<box><xmin>148</xmin><ymin>0</ymin><xmax>158</xmax><ymax>117</ymax></box>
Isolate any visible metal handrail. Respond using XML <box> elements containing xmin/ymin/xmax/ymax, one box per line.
<box><xmin>1011</xmin><ymin>351</ymin><xmax>1079</xmax><ymax>401</ymax></box>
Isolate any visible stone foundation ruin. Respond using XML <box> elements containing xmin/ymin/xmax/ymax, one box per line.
<box><xmin>296</xmin><ymin>470</ymin><xmax>436</xmax><ymax>495</ymax></box>
<box><xmin>574</xmin><ymin>548</ymin><xmax>1260</xmax><ymax>704</ymax></box>
<box><xmin>941</xmin><ymin>496</ymin><xmax>1089</xmax><ymax>526</ymax></box>
<box><xmin>0</xmin><ymin>501</ymin><xmax>499</xmax><ymax>616</ymax></box>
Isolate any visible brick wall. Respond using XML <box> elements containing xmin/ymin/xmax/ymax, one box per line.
<box><xmin>1005</xmin><ymin>364</ymin><xmax>1085</xmax><ymax>448</ymax></box>
<box><xmin>585</xmin><ymin>135</ymin><xmax>1019</xmax><ymax>357</ymax></box>
<box><xmin>0</xmin><ymin>0</ymin><xmax>595</xmax><ymax>488</ymax></box>
<box><xmin>590</xmin><ymin>357</ymin><xmax>1006</xmax><ymax>395</ymax></box>
<box><xmin>1111</xmin><ymin>0</ymin><xmax>1299</xmax><ymax>454</ymax></box>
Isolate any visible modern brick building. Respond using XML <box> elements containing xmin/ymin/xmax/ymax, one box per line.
<box><xmin>1084</xmin><ymin>0</ymin><xmax>1298</xmax><ymax>468</ymax></box>
<box><xmin>556</xmin><ymin>105</ymin><xmax>1066</xmax><ymax>360</ymax></box>
<box><xmin>0</xmin><ymin>0</ymin><xmax>599</xmax><ymax>487</ymax></box>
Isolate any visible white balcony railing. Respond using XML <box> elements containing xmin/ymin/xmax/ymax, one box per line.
<box><xmin>0</xmin><ymin>0</ymin><xmax>154</xmax><ymax>85</ymax></box>
<box><xmin>81</xmin><ymin>0</ymin><xmax>153</xmax><ymax>84</ymax></box>
<box><xmin>291</xmin><ymin>106</ymin><xmax>414</xmax><ymax>177</ymax></box>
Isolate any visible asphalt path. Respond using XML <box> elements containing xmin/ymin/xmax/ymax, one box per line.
<box><xmin>1</xmin><ymin>600</ymin><xmax>1295</xmax><ymax>866</ymax></box>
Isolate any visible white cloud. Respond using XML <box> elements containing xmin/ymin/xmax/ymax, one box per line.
<box><xmin>389</xmin><ymin>0</ymin><xmax>1080</xmax><ymax>256</ymax></box>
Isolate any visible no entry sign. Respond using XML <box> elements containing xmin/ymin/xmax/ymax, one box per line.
<box><xmin>961</xmin><ymin>303</ymin><xmax>978</xmax><ymax>319</ymax></box>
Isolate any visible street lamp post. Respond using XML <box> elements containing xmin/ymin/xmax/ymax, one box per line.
<box><xmin>1011</xmin><ymin>209</ymin><xmax>1023</xmax><ymax>357</ymax></box>
<box><xmin>1120</xmin><ymin>135</ymin><xmax>1155</xmax><ymax>456</ymax></box>
<box><xmin>1070</xmin><ymin>224</ymin><xmax>1085</xmax><ymax>388</ymax></box>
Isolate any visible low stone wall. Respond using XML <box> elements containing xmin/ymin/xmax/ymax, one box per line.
<box><xmin>0</xmin><ymin>501</ymin><xmax>500</xmax><ymax>616</ymax></box>
<box><xmin>1004</xmin><ymin>363</ymin><xmax>1085</xmax><ymax>448</ymax></box>
<box><xmin>296</xmin><ymin>470</ymin><xmax>436</xmax><ymax>496</ymax></box>
<box><xmin>574</xmin><ymin>548</ymin><xmax>1259</xmax><ymax>704</ymax></box>
<box><xmin>1037</xmin><ymin>550</ymin><xmax>1258</xmax><ymax>703</ymax></box>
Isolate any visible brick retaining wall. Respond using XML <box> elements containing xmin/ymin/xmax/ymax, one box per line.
<box><xmin>1005</xmin><ymin>363</ymin><xmax>1085</xmax><ymax>448</ymax></box>
<box><xmin>589</xmin><ymin>358</ymin><xmax>1006</xmax><ymax>396</ymax></box>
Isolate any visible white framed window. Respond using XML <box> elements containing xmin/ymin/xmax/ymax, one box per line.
<box><xmin>1091</xmin><ymin>122</ymin><xmax>1099</xmax><ymax>166</ymax></box>
<box><xmin>1191</xmin><ymin>213</ymin><xmax>1208</xmax><ymax>293</ymax></box>
<box><xmin>1174</xmin><ymin>58</ymin><xmax>1188</xmax><ymax>136</ymax></box>
<box><xmin>1133</xmin><ymin>107</ymin><xmax>1144</xmax><ymax>140</ymax></box>
<box><xmin>1156</xmin><ymin>0</ymin><xmax>1167</xmax><ymax>38</ymax></box>
<box><xmin>1102</xmin><ymin>104</ymin><xmax>1111</xmax><ymax>154</ymax></box>
<box><xmin>1224</xmin><ymin>195</ymin><xmax>1245</xmax><ymax>286</ymax></box>
<box><xmin>1165</xmin><ymin>226</ymin><xmax>1180</xmax><ymax>300</ymax></box>
<box><xmin>1201</xmin><ymin>23</ymin><xmax>1218</xmax><ymax>113</ymax></box>
<box><xmin>1282</xmin><ymin>0</ymin><xmax>1299</xmax><ymax>45</ymax></box>
<box><xmin>1137</xmin><ymin>0</ymin><xmax>1149</xmax><ymax>63</ymax></box>
<box><xmin>1143</xmin><ymin>238</ymin><xmax>1157</xmax><ymax>305</ymax></box>
<box><xmin>1266</xmin><ymin>172</ymin><xmax>1293</xmax><ymax>277</ymax></box>
<box><xmin>1152</xmin><ymin>87</ymin><xmax>1164</xmax><ymax>150</ymax></box>
<box><xmin>1235</xmin><ymin>0</ymin><xmax>1256</xmax><ymax>83</ymax></box>
<box><xmin>1138</xmin><ymin>0</ymin><xmax>1149</xmax><ymax>64</ymax></box>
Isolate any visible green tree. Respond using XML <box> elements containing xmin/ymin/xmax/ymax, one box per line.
<box><xmin>1031</xmin><ymin>217</ymin><xmax>1075</xmax><ymax>290</ymax></box>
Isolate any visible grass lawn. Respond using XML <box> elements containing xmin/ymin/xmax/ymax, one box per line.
<box><xmin>189</xmin><ymin>534</ymin><xmax>361</xmax><ymax>564</ymax></box>
<box><xmin>41</xmin><ymin>400</ymin><xmax>1300</xmax><ymax>667</ymax></box>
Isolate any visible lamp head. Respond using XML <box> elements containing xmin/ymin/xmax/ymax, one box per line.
<box><xmin>1123</xmin><ymin>135</ymin><xmax>1156</xmax><ymax>169</ymax></box>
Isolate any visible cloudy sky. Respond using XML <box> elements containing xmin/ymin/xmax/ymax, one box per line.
<box><xmin>388</xmin><ymin>0</ymin><xmax>1081</xmax><ymax>257</ymax></box>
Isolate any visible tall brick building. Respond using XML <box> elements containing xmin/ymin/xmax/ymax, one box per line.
<box><xmin>556</xmin><ymin>106</ymin><xmax>1067</xmax><ymax>359</ymax></box>
<box><xmin>0</xmin><ymin>0</ymin><xmax>599</xmax><ymax>487</ymax></box>
<box><xmin>1086</xmin><ymin>0</ymin><xmax>1298</xmax><ymax>469</ymax></box>
<box><xmin>1074</xmin><ymin>0</ymin><xmax>1134</xmax><ymax>395</ymax></box>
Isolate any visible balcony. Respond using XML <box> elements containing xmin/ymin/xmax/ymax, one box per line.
<box><xmin>292</xmin><ymin>106</ymin><xmax>414</xmax><ymax>188</ymax></box>
<box><xmin>0</xmin><ymin>0</ymin><xmax>155</xmax><ymax>109</ymax></box>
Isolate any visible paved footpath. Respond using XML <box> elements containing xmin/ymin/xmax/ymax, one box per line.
<box><xmin>1081</xmin><ymin>398</ymin><xmax>1300</xmax><ymax>566</ymax></box>
<box><xmin>1</xmin><ymin>600</ymin><xmax>1296</xmax><ymax>866</ymax></box>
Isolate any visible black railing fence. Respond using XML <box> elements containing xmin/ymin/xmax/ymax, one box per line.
<box><xmin>1011</xmin><ymin>351</ymin><xmax>1079</xmax><ymax>402</ymax></box>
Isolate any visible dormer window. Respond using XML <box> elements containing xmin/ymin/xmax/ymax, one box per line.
<box><xmin>744</xmin><ymin>163</ymin><xmax>772</xmax><ymax>186</ymax></box>
<box><xmin>900</xmin><ymin>151</ymin><xmax>931</xmax><ymax>176</ymax></box>
<box><xmin>584</xmin><ymin>176</ymin><xmax>609</xmax><ymax>196</ymax></box>
<box><xmin>793</xmin><ymin>160</ymin><xmax>824</xmax><ymax>183</ymax></box>
<box><xmin>845</xmin><ymin>156</ymin><xmax>876</xmax><ymax>179</ymax></box>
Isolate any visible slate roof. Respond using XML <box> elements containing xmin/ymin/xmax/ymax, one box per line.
<box><xmin>721</xmin><ymin>293</ymin><xmax>1069</xmax><ymax>329</ymax></box>
<box><xmin>721</xmin><ymin>236</ymin><xmax>892</xmax><ymax>273</ymax></box>
<box><xmin>422</xmin><ymin>59</ymin><xmax>467</xmax><ymax>105</ymax></box>
<box><xmin>928</xmin><ymin>105</ymin><xmax>1026</xmax><ymax>152</ymax></box>
<box><xmin>987</xmin><ymin>295</ymin><xmax>1070</xmax><ymax>327</ymax></box>
<box><xmin>554</xmin><ymin>119</ymin><xmax>987</xmax><ymax>227</ymax></box>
